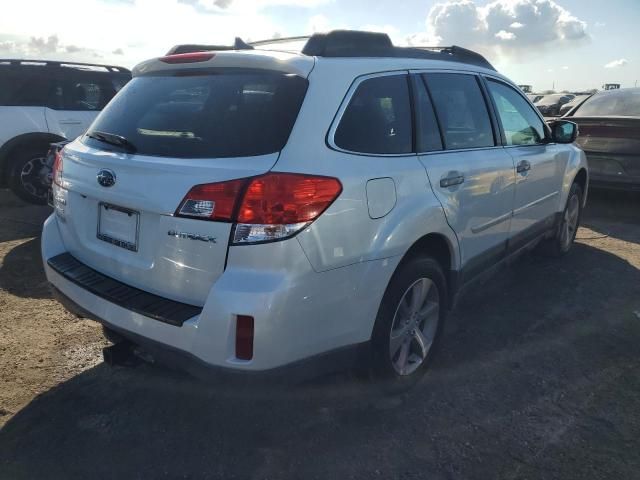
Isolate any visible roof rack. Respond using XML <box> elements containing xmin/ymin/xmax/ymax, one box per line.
<box><xmin>0</xmin><ymin>59</ymin><xmax>131</xmax><ymax>73</ymax></box>
<box><xmin>166</xmin><ymin>30</ymin><xmax>496</xmax><ymax>71</ymax></box>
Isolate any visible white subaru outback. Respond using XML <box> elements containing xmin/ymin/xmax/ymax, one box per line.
<box><xmin>42</xmin><ymin>31</ymin><xmax>588</xmax><ymax>381</ymax></box>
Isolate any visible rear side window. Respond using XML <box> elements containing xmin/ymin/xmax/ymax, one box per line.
<box><xmin>334</xmin><ymin>75</ymin><xmax>412</xmax><ymax>154</ymax></box>
<box><xmin>0</xmin><ymin>70</ymin><xmax>52</xmax><ymax>107</ymax></box>
<box><xmin>83</xmin><ymin>72</ymin><xmax>307</xmax><ymax>158</ymax></box>
<box><xmin>423</xmin><ymin>73</ymin><xmax>494</xmax><ymax>150</ymax></box>
<box><xmin>487</xmin><ymin>80</ymin><xmax>546</xmax><ymax>145</ymax></box>
<box><xmin>62</xmin><ymin>77</ymin><xmax>125</xmax><ymax>111</ymax></box>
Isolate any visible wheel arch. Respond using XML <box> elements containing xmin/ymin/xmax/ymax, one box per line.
<box><xmin>397</xmin><ymin>232</ymin><xmax>459</xmax><ymax>309</ymax></box>
<box><xmin>0</xmin><ymin>132</ymin><xmax>67</xmax><ymax>184</ymax></box>
<box><xmin>573</xmin><ymin>167</ymin><xmax>588</xmax><ymax>207</ymax></box>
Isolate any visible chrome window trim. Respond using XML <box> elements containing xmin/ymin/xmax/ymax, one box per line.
<box><xmin>326</xmin><ymin>70</ymin><xmax>417</xmax><ymax>158</ymax></box>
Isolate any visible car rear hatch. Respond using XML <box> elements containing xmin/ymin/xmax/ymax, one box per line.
<box><xmin>52</xmin><ymin>51</ymin><xmax>311</xmax><ymax>306</ymax></box>
<box><xmin>573</xmin><ymin>116</ymin><xmax>640</xmax><ymax>179</ymax></box>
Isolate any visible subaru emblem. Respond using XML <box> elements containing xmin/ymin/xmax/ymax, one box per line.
<box><xmin>97</xmin><ymin>169</ymin><xmax>116</xmax><ymax>187</ymax></box>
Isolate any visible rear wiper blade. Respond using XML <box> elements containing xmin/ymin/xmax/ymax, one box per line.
<box><xmin>86</xmin><ymin>130</ymin><xmax>137</xmax><ymax>153</ymax></box>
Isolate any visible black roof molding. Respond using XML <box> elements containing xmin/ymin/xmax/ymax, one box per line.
<box><xmin>166</xmin><ymin>37</ymin><xmax>254</xmax><ymax>55</ymax></box>
<box><xmin>302</xmin><ymin>30</ymin><xmax>393</xmax><ymax>56</ymax></box>
<box><xmin>0</xmin><ymin>59</ymin><xmax>131</xmax><ymax>73</ymax></box>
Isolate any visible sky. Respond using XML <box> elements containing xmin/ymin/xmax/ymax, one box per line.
<box><xmin>0</xmin><ymin>0</ymin><xmax>638</xmax><ymax>92</ymax></box>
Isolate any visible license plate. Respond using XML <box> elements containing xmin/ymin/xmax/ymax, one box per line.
<box><xmin>97</xmin><ymin>203</ymin><xmax>139</xmax><ymax>252</ymax></box>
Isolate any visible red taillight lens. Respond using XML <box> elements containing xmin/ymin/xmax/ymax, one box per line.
<box><xmin>175</xmin><ymin>172</ymin><xmax>342</xmax><ymax>244</ymax></box>
<box><xmin>235</xmin><ymin>315</ymin><xmax>254</xmax><ymax>361</ymax></box>
<box><xmin>52</xmin><ymin>149</ymin><xmax>64</xmax><ymax>187</ymax></box>
<box><xmin>159</xmin><ymin>52</ymin><xmax>215</xmax><ymax>64</ymax></box>
<box><xmin>176</xmin><ymin>178</ymin><xmax>246</xmax><ymax>221</ymax></box>
<box><xmin>237</xmin><ymin>173</ymin><xmax>342</xmax><ymax>224</ymax></box>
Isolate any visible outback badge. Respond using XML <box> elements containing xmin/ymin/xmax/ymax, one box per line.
<box><xmin>168</xmin><ymin>230</ymin><xmax>217</xmax><ymax>243</ymax></box>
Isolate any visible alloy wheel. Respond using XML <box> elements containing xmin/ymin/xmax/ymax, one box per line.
<box><xmin>389</xmin><ymin>278</ymin><xmax>440</xmax><ymax>376</ymax></box>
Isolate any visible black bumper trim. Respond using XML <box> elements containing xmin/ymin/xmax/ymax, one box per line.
<box><xmin>47</xmin><ymin>252</ymin><xmax>202</xmax><ymax>326</ymax></box>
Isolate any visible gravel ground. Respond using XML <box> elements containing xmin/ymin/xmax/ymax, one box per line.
<box><xmin>0</xmin><ymin>187</ymin><xmax>639</xmax><ymax>479</ymax></box>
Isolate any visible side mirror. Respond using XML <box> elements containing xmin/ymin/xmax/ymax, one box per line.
<box><xmin>550</xmin><ymin>120</ymin><xmax>578</xmax><ymax>143</ymax></box>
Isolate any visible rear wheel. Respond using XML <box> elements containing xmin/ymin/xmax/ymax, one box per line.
<box><xmin>370</xmin><ymin>256</ymin><xmax>447</xmax><ymax>382</ymax></box>
<box><xmin>7</xmin><ymin>145</ymin><xmax>51</xmax><ymax>204</ymax></box>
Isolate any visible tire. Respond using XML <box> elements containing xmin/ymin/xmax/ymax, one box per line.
<box><xmin>542</xmin><ymin>182</ymin><xmax>583</xmax><ymax>257</ymax></box>
<box><xmin>370</xmin><ymin>256</ymin><xmax>447</xmax><ymax>383</ymax></box>
<box><xmin>7</xmin><ymin>144</ymin><xmax>51</xmax><ymax>205</ymax></box>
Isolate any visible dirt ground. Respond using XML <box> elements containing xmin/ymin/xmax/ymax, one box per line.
<box><xmin>0</xmin><ymin>187</ymin><xmax>639</xmax><ymax>479</ymax></box>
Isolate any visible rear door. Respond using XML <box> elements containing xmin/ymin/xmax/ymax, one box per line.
<box><xmin>415</xmin><ymin>72</ymin><xmax>516</xmax><ymax>281</ymax></box>
<box><xmin>55</xmin><ymin>69</ymin><xmax>308</xmax><ymax>306</ymax></box>
<box><xmin>484</xmin><ymin>78</ymin><xmax>565</xmax><ymax>251</ymax></box>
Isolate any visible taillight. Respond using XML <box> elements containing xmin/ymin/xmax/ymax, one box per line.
<box><xmin>175</xmin><ymin>173</ymin><xmax>342</xmax><ymax>244</ymax></box>
<box><xmin>159</xmin><ymin>52</ymin><xmax>215</xmax><ymax>64</ymax></box>
<box><xmin>52</xmin><ymin>149</ymin><xmax>64</xmax><ymax>187</ymax></box>
<box><xmin>177</xmin><ymin>179</ymin><xmax>245</xmax><ymax>221</ymax></box>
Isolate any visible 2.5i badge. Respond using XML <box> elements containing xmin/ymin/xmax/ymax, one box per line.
<box><xmin>168</xmin><ymin>230</ymin><xmax>217</xmax><ymax>243</ymax></box>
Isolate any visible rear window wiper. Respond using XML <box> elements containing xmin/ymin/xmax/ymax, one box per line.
<box><xmin>85</xmin><ymin>130</ymin><xmax>137</xmax><ymax>153</ymax></box>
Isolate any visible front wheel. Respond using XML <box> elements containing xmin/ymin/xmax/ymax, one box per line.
<box><xmin>370</xmin><ymin>256</ymin><xmax>447</xmax><ymax>381</ymax></box>
<box><xmin>542</xmin><ymin>182</ymin><xmax>583</xmax><ymax>257</ymax></box>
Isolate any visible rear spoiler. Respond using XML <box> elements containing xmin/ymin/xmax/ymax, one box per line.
<box><xmin>166</xmin><ymin>38</ymin><xmax>253</xmax><ymax>55</ymax></box>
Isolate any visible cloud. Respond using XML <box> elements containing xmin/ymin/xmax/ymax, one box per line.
<box><xmin>178</xmin><ymin>0</ymin><xmax>330</xmax><ymax>13</ymax></box>
<box><xmin>112</xmin><ymin>48</ymin><xmax>124</xmax><ymax>55</ymax></box>
<box><xmin>604</xmin><ymin>58</ymin><xmax>628</xmax><ymax>68</ymax></box>
<box><xmin>308</xmin><ymin>14</ymin><xmax>331</xmax><ymax>33</ymax></box>
<box><xmin>0</xmin><ymin>34</ymin><xmax>86</xmax><ymax>56</ymax></box>
<box><xmin>408</xmin><ymin>0</ymin><xmax>588</xmax><ymax>58</ymax></box>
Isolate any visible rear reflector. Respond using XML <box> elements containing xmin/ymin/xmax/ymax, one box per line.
<box><xmin>175</xmin><ymin>172</ymin><xmax>342</xmax><ymax>244</ymax></box>
<box><xmin>235</xmin><ymin>315</ymin><xmax>254</xmax><ymax>360</ymax></box>
<box><xmin>159</xmin><ymin>52</ymin><xmax>216</xmax><ymax>64</ymax></box>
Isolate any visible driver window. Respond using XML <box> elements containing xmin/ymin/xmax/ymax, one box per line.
<box><xmin>487</xmin><ymin>80</ymin><xmax>546</xmax><ymax>146</ymax></box>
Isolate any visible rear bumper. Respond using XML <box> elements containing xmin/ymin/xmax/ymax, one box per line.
<box><xmin>50</xmin><ymin>285</ymin><xmax>366</xmax><ymax>383</ymax></box>
<box><xmin>42</xmin><ymin>213</ymin><xmax>397</xmax><ymax>375</ymax></box>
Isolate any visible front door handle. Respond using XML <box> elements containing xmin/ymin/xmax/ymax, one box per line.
<box><xmin>517</xmin><ymin>160</ymin><xmax>531</xmax><ymax>173</ymax></box>
<box><xmin>440</xmin><ymin>172</ymin><xmax>465</xmax><ymax>188</ymax></box>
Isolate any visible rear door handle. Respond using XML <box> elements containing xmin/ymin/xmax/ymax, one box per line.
<box><xmin>517</xmin><ymin>160</ymin><xmax>531</xmax><ymax>173</ymax></box>
<box><xmin>440</xmin><ymin>172</ymin><xmax>465</xmax><ymax>188</ymax></box>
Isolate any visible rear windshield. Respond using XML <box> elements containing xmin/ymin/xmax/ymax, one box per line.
<box><xmin>573</xmin><ymin>90</ymin><xmax>640</xmax><ymax>117</ymax></box>
<box><xmin>83</xmin><ymin>71</ymin><xmax>308</xmax><ymax>158</ymax></box>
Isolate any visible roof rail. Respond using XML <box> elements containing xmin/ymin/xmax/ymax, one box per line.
<box><xmin>0</xmin><ymin>59</ymin><xmax>131</xmax><ymax>73</ymax></box>
<box><xmin>166</xmin><ymin>30</ymin><xmax>496</xmax><ymax>71</ymax></box>
<box><xmin>166</xmin><ymin>38</ymin><xmax>253</xmax><ymax>55</ymax></box>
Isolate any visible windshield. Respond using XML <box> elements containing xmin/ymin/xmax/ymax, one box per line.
<box><xmin>573</xmin><ymin>89</ymin><xmax>640</xmax><ymax>117</ymax></box>
<box><xmin>83</xmin><ymin>71</ymin><xmax>308</xmax><ymax>158</ymax></box>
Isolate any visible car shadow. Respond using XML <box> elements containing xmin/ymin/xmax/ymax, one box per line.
<box><xmin>582</xmin><ymin>189</ymin><xmax>640</xmax><ymax>244</ymax></box>
<box><xmin>0</xmin><ymin>236</ymin><xmax>51</xmax><ymax>300</ymax></box>
<box><xmin>1</xmin><ymin>243</ymin><xmax>639</xmax><ymax>479</ymax></box>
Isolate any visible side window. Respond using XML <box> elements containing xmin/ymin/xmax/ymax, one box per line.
<box><xmin>334</xmin><ymin>75</ymin><xmax>412</xmax><ymax>154</ymax></box>
<box><xmin>64</xmin><ymin>79</ymin><xmax>116</xmax><ymax>111</ymax></box>
<box><xmin>422</xmin><ymin>73</ymin><xmax>494</xmax><ymax>150</ymax></box>
<box><xmin>7</xmin><ymin>72</ymin><xmax>52</xmax><ymax>107</ymax></box>
<box><xmin>412</xmin><ymin>75</ymin><xmax>443</xmax><ymax>152</ymax></box>
<box><xmin>487</xmin><ymin>80</ymin><xmax>546</xmax><ymax>145</ymax></box>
